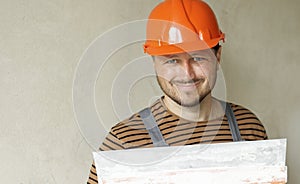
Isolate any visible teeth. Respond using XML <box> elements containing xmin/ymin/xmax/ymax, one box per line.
<box><xmin>179</xmin><ymin>82</ymin><xmax>193</xmax><ymax>84</ymax></box>
<box><xmin>178</xmin><ymin>82</ymin><xmax>195</xmax><ymax>85</ymax></box>
<box><xmin>172</xmin><ymin>80</ymin><xmax>200</xmax><ymax>86</ymax></box>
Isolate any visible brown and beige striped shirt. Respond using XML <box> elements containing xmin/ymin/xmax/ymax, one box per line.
<box><xmin>87</xmin><ymin>98</ymin><xmax>267</xmax><ymax>183</ymax></box>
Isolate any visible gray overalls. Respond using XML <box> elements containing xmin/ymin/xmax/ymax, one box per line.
<box><xmin>139</xmin><ymin>101</ymin><xmax>244</xmax><ymax>147</ymax></box>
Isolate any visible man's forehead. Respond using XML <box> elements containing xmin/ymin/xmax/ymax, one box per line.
<box><xmin>155</xmin><ymin>49</ymin><xmax>214</xmax><ymax>58</ymax></box>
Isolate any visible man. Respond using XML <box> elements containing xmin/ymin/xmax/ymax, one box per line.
<box><xmin>87</xmin><ymin>0</ymin><xmax>267</xmax><ymax>183</ymax></box>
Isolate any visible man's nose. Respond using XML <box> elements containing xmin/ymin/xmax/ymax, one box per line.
<box><xmin>181</xmin><ymin>61</ymin><xmax>196</xmax><ymax>79</ymax></box>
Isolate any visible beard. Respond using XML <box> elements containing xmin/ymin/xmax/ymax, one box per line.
<box><xmin>156</xmin><ymin>76</ymin><xmax>211</xmax><ymax>107</ymax></box>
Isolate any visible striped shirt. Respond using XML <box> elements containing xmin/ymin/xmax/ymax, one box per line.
<box><xmin>87</xmin><ymin>98</ymin><xmax>267</xmax><ymax>183</ymax></box>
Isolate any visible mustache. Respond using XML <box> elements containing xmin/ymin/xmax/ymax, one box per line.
<box><xmin>171</xmin><ymin>78</ymin><xmax>205</xmax><ymax>84</ymax></box>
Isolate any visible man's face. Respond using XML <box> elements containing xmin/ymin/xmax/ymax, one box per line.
<box><xmin>153</xmin><ymin>49</ymin><xmax>220</xmax><ymax>107</ymax></box>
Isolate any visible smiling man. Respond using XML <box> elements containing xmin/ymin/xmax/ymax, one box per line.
<box><xmin>87</xmin><ymin>0</ymin><xmax>268</xmax><ymax>183</ymax></box>
<box><xmin>152</xmin><ymin>48</ymin><xmax>224</xmax><ymax>125</ymax></box>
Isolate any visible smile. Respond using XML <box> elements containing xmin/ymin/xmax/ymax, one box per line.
<box><xmin>172</xmin><ymin>80</ymin><xmax>202</xmax><ymax>90</ymax></box>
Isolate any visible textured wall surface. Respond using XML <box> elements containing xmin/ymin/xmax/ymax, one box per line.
<box><xmin>0</xmin><ymin>0</ymin><xmax>299</xmax><ymax>183</ymax></box>
<box><xmin>211</xmin><ymin>1</ymin><xmax>300</xmax><ymax>184</ymax></box>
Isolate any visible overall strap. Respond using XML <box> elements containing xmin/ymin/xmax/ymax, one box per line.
<box><xmin>222</xmin><ymin>102</ymin><xmax>244</xmax><ymax>142</ymax></box>
<box><xmin>139</xmin><ymin>108</ymin><xmax>169</xmax><ymax>147</ymax></box>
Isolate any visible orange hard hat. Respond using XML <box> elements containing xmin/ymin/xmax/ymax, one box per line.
<box><xmin>144</xmin><ymin>0</ymin><xmax>225</xmax><ymax>56</ymax></box>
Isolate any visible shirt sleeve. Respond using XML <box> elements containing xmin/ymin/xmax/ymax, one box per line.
<box><xmin>87</xmin><ymin>130</ymin><xmax>125</xmax><ymax>184</ymax></box>
<box><xmin>230</xmin><ymin>103</ymin><xmax>268</xmax><ymax>141</ymax></box>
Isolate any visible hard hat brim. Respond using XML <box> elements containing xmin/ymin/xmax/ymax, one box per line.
<box><xmin>144</xmin><ymin>37</ymin><xmax>222</xmax><ymax>56</ymax></box>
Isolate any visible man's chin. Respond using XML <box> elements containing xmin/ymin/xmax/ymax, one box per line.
<box><xmin>179</xmin><ymin>100</ymin><xmax>201</xmax><ymax>108</ymax></box>
<box><xmin>170</xmin><ymin>92</ymin><xmax>210</xmax><ymax>107</ymax></box>
<box><xmin>171</xmin><ymin>96</ymin><xmax>201</xmax><ymax>107</ymax></box>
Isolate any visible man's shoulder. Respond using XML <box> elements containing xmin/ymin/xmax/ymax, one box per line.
<box><xmin>227</xmin><ymin>101</ymin><xmax>267</xmax><ymax>140</ymax></box>
<box><xmin>111</xmin><ymin>113</ymin><xmax>143</xmax><ymax>133</ymax></box>
<box><xmin>111</xmin><ymin>98</ymin><xmax>165</xmax><ymax>134</ymax></box>
<box><xmin>228</xmin><ymin>101</ymin><xmax>260</xmax><ymax>119</ymax></box>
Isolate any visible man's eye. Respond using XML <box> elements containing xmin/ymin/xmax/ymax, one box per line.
<box><xmin>192</xmin><ymin>57</ymin><xmax>207</xmax><ymax>62</ymax></box>
<box><xmin>165</xmin><ymin>59</ymin><xmax>179</xmax><ymax>64</ymax></box>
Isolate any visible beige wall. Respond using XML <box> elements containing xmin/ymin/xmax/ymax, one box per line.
<box><xmin>212</xmin><ymin>1</ymin><xmax>300</xmax><ymax>184</ymax></box>
<box><xmin>0</xmin><ymin>0</ymin><xmax>299</xmax><ymax>183</ymax></box>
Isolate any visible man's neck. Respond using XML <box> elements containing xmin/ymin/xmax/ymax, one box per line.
<box><xmin>162</xmin><ymin>94</ymin><xmax>223</xmax><ymax>122</ymax></box>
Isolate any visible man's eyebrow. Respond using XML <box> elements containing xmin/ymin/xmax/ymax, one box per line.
<box><xmin>159</xmin><ymin>54</ymin><xmax>179</xmax><ymax>58</ymax></box>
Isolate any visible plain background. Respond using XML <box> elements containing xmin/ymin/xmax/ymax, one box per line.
<box><xmin>1</xmin><ymin>0</ymin><xmax>299</xmax><ymax>183</ymax></box>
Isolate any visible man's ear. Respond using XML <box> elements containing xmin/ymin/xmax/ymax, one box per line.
<box><xmin>216</xmin><ymin>46</ymin><xmax>222</xmax><ymax>64</ymax></box>
<box><xmin>151</xmin><ymin>56</ymin><xmax>155</xmax><ymax>61</ymax></box>
<box><xmin>152</xmin><ymin>56</ymin><xmax>156</xmax><ymax>67</ymax></box>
